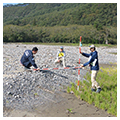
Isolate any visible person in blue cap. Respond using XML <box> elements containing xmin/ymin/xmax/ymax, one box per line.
<box><xmin>54</xmin><ymin>46</ymin><xmax>66</xmax><ymax>68</ymax></box>
<box><xmin>20</xmin><ymin>47</ymin><xmax>40</xmax><ymax>71</ymax></box>
<box><xmin>80</xmin><ymin>45</ymin><xmax>101</xmax><ymax>93</ymax></box>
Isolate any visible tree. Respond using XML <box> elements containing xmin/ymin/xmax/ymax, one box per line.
<box><xmin>33</xmin><ymin>18</ymin><xmax>37</xmax><ymax>26</ymax></box>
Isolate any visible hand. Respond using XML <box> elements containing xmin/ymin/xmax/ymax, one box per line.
<box><xmin>80</xmin><ymin>51</ymin><xmax>82</xmax><ymax>54</ymax></box>
<box><xmin>80</xmin><ymin>64</ymin><xmax>84</xmax><ymax>68</ymax></box>
<box><xmin>80</xmin><ymin>66</ymin><xmax>82</xmax><ymax>68</ymax></box>
<box><xmin>58</xmin><ymin>60</ymin><xmax>60</xmax><ymax>62</ymax></box>
<box><xmin>37</xmin><ymin>68</ymin><xmax>40</xmax><ymax>70</ymax></box>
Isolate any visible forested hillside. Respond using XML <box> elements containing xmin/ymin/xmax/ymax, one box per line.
<box><xmin>3</xmin><ymin>3</ymin><xmax>117</xmax><ymax>44</ymax></box>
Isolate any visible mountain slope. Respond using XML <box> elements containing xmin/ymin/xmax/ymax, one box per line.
<box><xmin>3</xmin><ymin>3</ymin><xmax>117</xmax><ymax>27</ymax></box>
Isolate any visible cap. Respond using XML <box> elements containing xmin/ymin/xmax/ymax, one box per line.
<box><xmin>60</xmin><ymin>46</ymin><xmax>63</xmax><ymax>49</ymax></box>
<box><xmin>89</xmin><ymin>44</ymin><xmax>95</xmax><ymax>49</ymax></box>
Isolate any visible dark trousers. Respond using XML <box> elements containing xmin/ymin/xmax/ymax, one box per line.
<box><xmin>20</xmin><ymin>61</ymin><xmax>32</xmax><ymax>69</ymax></box>
<box><xmin>25</xmin><ymin>63</ymin><xmax>32</xmax><ymax>69</ymax></box>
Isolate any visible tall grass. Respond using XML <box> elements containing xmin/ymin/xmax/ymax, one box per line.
<box><xmin>67</xmin><ymin>66</ymin><xmax>117</xmax><ymax>116</ymax></box>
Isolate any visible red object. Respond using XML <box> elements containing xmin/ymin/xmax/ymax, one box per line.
<box><xmin>33</xmin><ymin>66</ymin><xmax>82</xmax><ymax>71</ymax></box>
<box><xmin>64</xmin><ymin>67</ymin><xmax>69</xmax><ymax>69</ymax></box>
<box><xmin>79</xmin><ymin>47</ymin><xmax>81</xmax><ymax>53</ymax></box>
<box><xmin>43</xmin><ymin>68</ymin><xmax>49</xmax><ymax>70</ymax></box>
<box><xmin>80</xmin><ymin>36</ymin><xmax>82</xmax><ymax>42</ymax></box>
<box><xmin>53</xmin><ymin>68</ymin><xmax>59</xmax><ymax>70</ymax></box>
<box><xmin>77</xmin><ymin>36</ymin><xmax>82</xmax><ymax>91</ymax></box>
<box><xmin>75</xmin><ymin>67</ymin><xmax>80</xmax><ymax>69</ymax></box>
<box><xmin>77</xmin><ymin>80</ymin><xmax>80</xmax><ymax>86</ymax></box>
<box><xmin>78</xmin><ymin>69</ymin><xmax>80</xmax><ymax>75</ymax></box>
<box><xmin>33</xmin><ymin>69</ymin><xmax>37</xmax><ymax>71</ymax></box>
<box><xmin>79</xmin><ymin>58</ymin><xmax>80</xmax><ymax>64</ymax></box>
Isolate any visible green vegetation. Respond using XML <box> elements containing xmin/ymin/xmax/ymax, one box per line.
<box><xmin>67</xmin><ymin>66</ymin><xmax>117</xmax><ymax>116</ymax></box>
<box><xmin>3</xmin><ymin>3</ymin><xmax>117</xmax><ymax>44</ymax></box>
<box><xmin>3</xmin><ymin>24</ymin><xmax>117</xmax><ymax>44</ymax></box>
<box><xmin>109</xmin><ymin>52</ymin><xmax>117</xmax><ymax>55</ymax></box>
<box><xmin>3</xmin><ymin>3</ymin><xmax>117</xmax><ymax>27</ymax></box>
<box><xmin>34</xmin><ymin>93</ymin><xmax>38</xmax><ymax>96</ymax></box>
<box><xmin>67</xmin><ymin>108</ymin><xmax>73</xmax><ymax>117</ymax></box>
<box><xmin>67</xmin><ymin>108</ymin><xmax>73</xmax><ymax>113</ymax></box>
<box><xmin>21</xmin><ymin>42</ymin><xmax>79</xmax><ymax>46</ymax></box>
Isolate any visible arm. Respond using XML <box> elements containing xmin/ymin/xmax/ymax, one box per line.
<box><xmin>28</xmin><ymin>55</ymin><xmax>38</xmax><ymax>68</ymax></box>
<box><xmin>56</xmin><ymin>51</ymin><xmax>59</xmax><ymax>59</ymax></box>
<box><xmin>83</xmin><ymin>54</ymin><xmax>96</xmax><ymax>67</ymax></box>
<box><xmin>82</xmin><ymin>52</ymin><xmax>91</xmax><ymax>58</ymax></box>
<box><xmin>62</xmin><ymin>51</ymin><xmax>66</xmax><ymax>58</ymax></box>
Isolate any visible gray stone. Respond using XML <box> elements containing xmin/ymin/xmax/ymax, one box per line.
<box><xmin>3</xmin><ymin>44</ymin><xmax>117</xmax><ymax>110</ymax></box>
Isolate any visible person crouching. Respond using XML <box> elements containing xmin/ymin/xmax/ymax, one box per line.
<box><xmin>54</xmin><ymin>46</ymin><xmax>66</xmax><ymax>68</ymax></box>
<box><xmin>20</xmin><ymin>47</ymin><xmax>40</xmax><ymax>71</ymax></box>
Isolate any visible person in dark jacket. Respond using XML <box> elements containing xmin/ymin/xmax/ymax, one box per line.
<box><xmin>20</xmin><ymin>47</ymin><xmax>40</xmax><ymax>71</ymax></box>
<box><xmin>80</xmin><ymin>45</ymin><xmax>101</xmax><ymax>93</ymax></box>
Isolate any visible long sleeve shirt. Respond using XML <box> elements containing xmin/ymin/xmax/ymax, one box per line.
<box><xmin>82</xmin><ymin>51</ymin><xmax>99</xmax><ymax>70</ymax></box>
<box><xmin>20</xmin><ymin>50</ymin><xmax>38</xmax><ymax>68</ymax></box>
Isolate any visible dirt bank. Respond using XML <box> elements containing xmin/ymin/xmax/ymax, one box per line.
<box><xmin>4</xmin><ymin>91</ymin><xmax>115</xmax><ymax>117</ymax></box>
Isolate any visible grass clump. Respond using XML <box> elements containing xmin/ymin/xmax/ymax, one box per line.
<box><xmin>67</xmin><ymin>65</ymin><xmax>117</xmax><ymax>116</ymax></box>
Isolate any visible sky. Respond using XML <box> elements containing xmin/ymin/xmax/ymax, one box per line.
<box><xmin>3</xmin><ymin>3</ymin><xmax>22</xmax><ymax>6</ymax></box>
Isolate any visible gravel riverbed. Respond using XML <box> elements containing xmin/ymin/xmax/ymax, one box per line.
<box><xmin>3</xmin><ymin>44</ymin><xmax>117</xmax><ymax>116</ymax></box>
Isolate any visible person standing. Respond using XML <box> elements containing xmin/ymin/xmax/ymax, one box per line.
<box><xmin>80</xmin><ymin>45</ymin><xmax>101</xmax><ymax>93</ymax></box>
<box><xmin>54</xmin><ymin>46</ymin><xmax>66</xmax><ymax>68</ymax></box>
<box><xmin>20</xmin><ymin>47</ymin><xmax>40</xmax><ymax>71</ymax></box>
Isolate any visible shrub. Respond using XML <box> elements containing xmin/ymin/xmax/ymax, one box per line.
<box><xmin>67</xmin><ymin>86</ymin><xmax>71</xmax><ymax>93</ymax></box>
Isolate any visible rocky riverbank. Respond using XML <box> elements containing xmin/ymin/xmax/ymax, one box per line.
<box><xmin>3</xmin><ymin>44</ymin><xmax>117</xmax><ymax>117</ymax></box>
